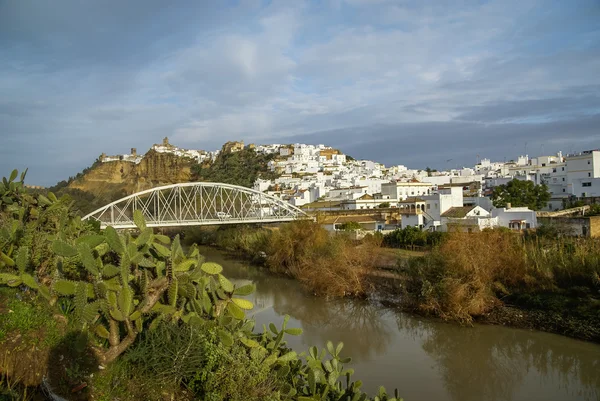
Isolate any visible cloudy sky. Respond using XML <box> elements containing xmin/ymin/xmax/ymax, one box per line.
<box><xmin>1</xmin><ymin>0</ymin><xmax>599</xmax><ymax>185</ymax></box>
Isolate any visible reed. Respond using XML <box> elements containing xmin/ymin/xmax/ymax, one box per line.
<box><xmin>404</xmin><ymin>230</ymin><xmax>600</xmax><ymax>323</ymax></box>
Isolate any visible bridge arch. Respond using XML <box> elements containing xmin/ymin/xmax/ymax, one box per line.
<box><xmin>82</xmin><ymin>182</ymin><xmax>310</xmax><ymax>229</ymax></box>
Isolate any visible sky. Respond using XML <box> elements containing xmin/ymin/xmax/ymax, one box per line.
<box><xmin>1</xmin><ymin>0</ymin><xmax>599</xmax><ymax>186</ymax></box>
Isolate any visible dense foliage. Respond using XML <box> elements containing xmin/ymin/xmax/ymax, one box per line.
<box><xmin>383</xmin><ymin>227</ymin><xmax>446</xmax><ymax>248</ymax></box>
<box><xmin>192</xmin><ymin>148</ymin><xmax>280</xmax><ymax>188</ymax></box>
<box><xmin>491</xmin><ymin>179</ymin><xmax>551</xmax><ymax>210</ymax></box>
<box><xmin>186</xmin><ymin>222</ymin><xmax>382</xmax><ymax>297</ymax></box>
<box><xmin>0</xmin><ymin>169</ymin><xmax>401</xmax><ymax>400</ymax></box>
<box><xmin>402</xmin><ymin>229</ymin><xmax>600</xmax><ymax>337</ymax></box>
<box><xmin>337</xmin><ymin>221</ymin><xmax>363</xmax><ymax>231</ymax></box>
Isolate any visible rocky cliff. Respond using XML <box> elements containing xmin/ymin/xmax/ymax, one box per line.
<box><xmin>68</xmin><ymin>150</ymin><xmax>194</xmax><ymax>199</ymax></box>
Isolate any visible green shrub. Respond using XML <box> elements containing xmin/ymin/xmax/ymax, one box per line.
<box><xmin>0</xmin><ymin>169</ymin><xmax>402</xmax><ymax>401</ymax></box>
<box><xmin>383</xmin><ymin>227</ymin><xmax>446</xmax><ymax>248</ymax></box>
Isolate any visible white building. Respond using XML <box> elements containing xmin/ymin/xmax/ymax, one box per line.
<box><xmin>566</xmin><ymin>150</ymin><xmax>600</xmax><ymax>189</ymax></box>
<box><xmin>422</xmin><ymin>186</ymin><xmax>464</xmax><ymax>230</ymax></box>
<box><xmin>381</xmin><ymin>182</ymin><xmax>434</xmax><ymax>200</ymax></box>
<box><xmin>440</xmin><ymin>205</ymin><xmax>498</xmax><ymax>232</ymax></box>
<box><xmin>571</xmin><ymin>178</ymin><xmax>600</xmax><ymax>198</ymax></box>
<box><xmin>492</xmin><ymin>206</ymin><xmax>537</xmax><ymax>230</ymax></box>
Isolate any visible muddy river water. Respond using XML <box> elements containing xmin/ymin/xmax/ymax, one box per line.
<box><xmin>201</xmin><ymin>246</ymin><xmax>600</xmax><ymax>401</ymax></box>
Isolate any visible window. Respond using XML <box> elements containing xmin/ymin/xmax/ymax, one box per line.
<box><xmin>526</xmin><ymin>223</ymin><xmax>531</xmax><ymax>229</ymax></box>
<box><xmin>563</xmin><ymin>189</ymin><xmax>566</xmax><ymax>192</ymax></box>
<box><xmin>427</xmin><ymin>204</ymin><xmax>431</xmax><ymax>210</ymax></box>
<box><xmin>562</xmin><ymin>167</ymin><xmax>565</xmax><ymax>171</ymax></box>
<box><xmin>548</xmin><ymin>203</ymin><xmax>552</xmax><ymax>209</ymax></box>
<box><xmin>562</xmin><ymin>177</ymin><xmax>565</xmax><ymax>181</ymax></box>
<box><xmin>552</xmin><ymin>168</ymin><xmax>556</xmax><ymax>173</ymax></box>
<box><xmin>589</xmin><ymin>173</ymin><xmax>592</xmax><ymax>177</ymax></box>
<box><xmin>542</xmin><ymin>163</ymin><xmax>546</xmax><ymax>167</ymax></box>
<box><xmin>435</xmin><ymin>203</ymin><xmax>438</xmax><ymax>209</ymax></box>
<box><xmin>588</xmin><ymin>160</ymin><xmax>591</xmax><ymax>165</ymax></box>
<box><xmin>582</xmin><ymin>182</ymin><xmax>592</xmax><ymax>187</ymax></box>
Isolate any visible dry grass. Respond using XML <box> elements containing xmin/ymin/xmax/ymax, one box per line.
<box><xmin>266</xmin><ymin>221</ymin><xmax>379</xmax><ymax>297</ymax></box>
<box><xmin>404</xmin><ymin>230</ymin><xmax>600</xmax><ymax>323</ymax></box>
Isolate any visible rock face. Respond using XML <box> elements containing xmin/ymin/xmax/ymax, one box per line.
<box><xmin>69</xmin><ymin>150</ymin><xmax>194</xmax><ymax>198</ymax></box>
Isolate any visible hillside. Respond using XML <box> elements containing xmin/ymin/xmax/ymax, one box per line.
<box><xmin>49</xmin><ymin>143</ymin><xmax>280</xmax><ymax>215</ymax></box>
<box><xmin>68</xmin><ymin>149</ymin><xmax>194</xmax><ymax>197</ymax></box>
<box><xmin>192</xmin><ymin>147</ymin><xmax>279</xmax><ymax>188</ymax></box>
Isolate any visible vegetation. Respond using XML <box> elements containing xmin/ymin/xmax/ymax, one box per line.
<box><xmin>192</xmin><ymin>148</ymin><xmax>280</xmax><ymax>188</ymax></box>
<box><xmin>337</xmin><ymin>221</ymin><xmax>363</xmax><ymax>231</ymax></box>
<box><xmin>401</xmin><ymin>229</ymin><xmax>600</xmax><ymax>338</ymax></box>
<box><xmin>0</xmin><ymin>169</ymin><xmax>401</xmax><ymax>400</ymax></box>
<box><xmin>383</xmin><ymin>227</ymin><xmax>446</xmax><ymax>248</ymax></box>
<box><xmin>424</xmin><ymin>167</ymin><xmax>437</xmax><ymax>177</ymax></box>
<box><xmin>185</xmin><ymin>222</ymin><xmax>382</xmax><ymax>297</ymax></box>
<box><xmin>491</xmin><ymin>179</ymin><xmax>551</xmax><ymax>210</ymax></box>
<box><xmin>378</xmin><ymin>202</ymin><xmax>390</xmax><ymax>208</ymax></box>
<box><xmin>266</xmin><ymin>221</ymin><xmax>378</xmax><ymax>297</ymax></box>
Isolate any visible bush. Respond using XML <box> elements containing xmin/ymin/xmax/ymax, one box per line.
<box><xmin>337</xmin><ymin>221</ymin><xmax>362</xmax><ymax>231</ymax></box>
<box><xmin>1</xmin><ymin>169</ymin><xmax>402</xmax><ymax>401</ymax></box>
<box><xmin>266</xmin><ymin>221</ymin><xmax>378</xmax><ymax>297</ymax></box>
<box><xmin>402</xmin><ymin>229</ymin><xmax>600</xmax><ymax>323</ymax></box>
<box><xmin>383</xmin><ymin>227</ymin><xmax>446</xmax><ymax>248</ymax></box>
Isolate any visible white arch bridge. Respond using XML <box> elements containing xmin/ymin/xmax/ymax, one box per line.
<box><xmin>82</xmin><ymin>182</ymin><xmax>311</xmax><ymax>229</ymax></box>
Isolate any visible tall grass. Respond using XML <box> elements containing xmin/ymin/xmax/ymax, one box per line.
<box><xmin>266</xmin><ymin>221</ymin><xmax>379</xmax><ymax>297</ymax></box>
<box><xmin>404</xmin><ymin>230</ymin><xmax>600</xmax><ymax>323</ymax></box>
<box><xmin>185</xmin><ymin>222</ymin><xmax>381</xmax><ymax>297</ymax></box>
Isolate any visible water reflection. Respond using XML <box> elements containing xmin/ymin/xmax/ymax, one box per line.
<box><xmin>200</xmin><ymin>247</ymin><xmax>600</xmax><ymax>401</ymax></box>
<box><xmin>396</xmin><ymin>313</ymin><xmax>600</xmax><ymax>401</ymax></box>
<box><xmin>200</xmin><ymin>247</ymin><xmax>392</xmax><ymax>360</ymax></box>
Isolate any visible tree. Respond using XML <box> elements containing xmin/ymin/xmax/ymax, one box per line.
<box><xmin>337</xmin><ymin>221</ymin><xmax>362</xmax><ymax>231</ymax></box>
<box><xmin>491</xmin><ymin>179</ymin><xmax>551</xmax><ymax>211</ymax></box>
<box><xmin>378</xmin><ymin>202</ymin><xmax>390</xmax><ymax>208</ymax></box>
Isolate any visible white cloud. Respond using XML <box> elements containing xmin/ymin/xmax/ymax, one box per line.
<box><xmin>1</xmin><ymin>0</ymin><xmax>599</xmax><ymax>184</ymax></box>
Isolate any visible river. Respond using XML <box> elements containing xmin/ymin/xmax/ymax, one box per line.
<box><xmin>199</xmin><ymin>247</ymin><xmax>600</xmax><ymax>401</ymax></box>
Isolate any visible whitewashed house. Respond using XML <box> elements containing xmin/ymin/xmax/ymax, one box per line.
<box><xmin>440</xmin><ymin>205</ymin><xmax>498</xmax><ymax>232</ymax></box>
<box><xmin>422</xmin><ymin>186</ymin><xmax>464</xmax><ymax>230</ymax></box>
<box><xmin>492</xmin><ymin>205</ymin><xmax>537</xmax><ymax>230</ymax></box>
<box><xmin>381</xmin><ymin>182</ymin><xmax>434</xmax><ymax>201</ymax></box>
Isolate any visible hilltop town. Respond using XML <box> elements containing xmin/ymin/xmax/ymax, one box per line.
<box><xmin>96</xmin><ymin>137</ymin><xmax>600</xmax><ymax>235</ymax></box>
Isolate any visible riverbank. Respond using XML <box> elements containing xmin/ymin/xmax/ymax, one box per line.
<box><xmin>369</xmin><ymin>274</ymin><xmax>600</xmax><ymax>343</ymax></box>
<box><xmin>184</xmin><ymin>224</ymin><xmax>600</xmax><ymax>344</ymax></box>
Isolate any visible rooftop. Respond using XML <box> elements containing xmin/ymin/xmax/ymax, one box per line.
<box><xmin>441</xmin><ymin>205</ymin><xmax>478</xmax><ymax>218</ymax></box>
<box><xmin>320</xmin><ymin>215</ymin><xmax>380</xmax><ymax>224</ymax></box>
<box><xmin>301</xmin><ymin>200</ymin><xmax>343</xmax><ymax>209</ymax></box>
<box><xmin>398</xmin><ymin>197</ymin><xmax>425</xmax><ymax>203</ymax></box>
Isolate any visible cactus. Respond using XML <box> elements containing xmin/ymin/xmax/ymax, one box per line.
<box><xmin>0</xmin><ymin>170</ymin><xmax>402</xmax><ymax>400</ymax></box>
<box><xmin>0</xmin><ymin>203</ymin><xmax>263</xmax><ymax>364</ymax></box>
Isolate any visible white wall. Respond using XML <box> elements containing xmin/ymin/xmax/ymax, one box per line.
<box><xmin>571</xmin><ymin>178</ymin><xmax>600</xmax><ymax>198</ymax></box>
<box><xmin>381</xmin><ymin>183</ymin><xmax>434</xmax><ymax>200</ymax></box>
<box><xmin>566</xmin><ymin>151</ymin><xmax>600</xmax><ymax>181</ymax></box>
<box><xmin>463</xmin><ymin>196</ymin><xmax>494</xmax><ymax>211</ymax></box>
<box><xmin>421</xmin><ymin>176</ymin><xmax>451</xmax><ymax>186</ymax></box>
<box><xmin>492</xmin><ymin>207</ymin><xmax>537</xmax><ymax>229</ymax></box>
<box><xmin>400</xmin><ymin>214</ymin><xmax>423</xmax><ymax>229</ymax></box>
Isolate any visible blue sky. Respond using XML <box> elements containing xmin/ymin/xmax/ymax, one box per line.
<box><xmin>1</xmin><ymin>0</ymin><xmax>599</xmax><ymax>185</ymax></box>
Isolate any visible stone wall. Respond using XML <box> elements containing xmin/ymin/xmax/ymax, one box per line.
<box><xmin>537</xmin><ymin>215</ymin><xmax>600</xmax><ymax>237</ymax></box>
